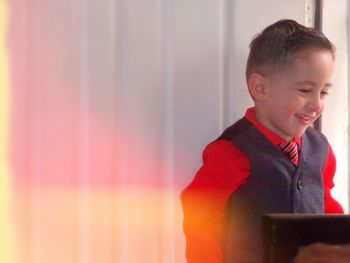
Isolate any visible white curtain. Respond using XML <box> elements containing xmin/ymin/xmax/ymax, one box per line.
<box><xmin>2</xmin><ymin>0</ymin><xmax>348</xmax><ymax>263</ymax></box>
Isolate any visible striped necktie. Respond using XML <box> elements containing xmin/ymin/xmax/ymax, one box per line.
<box><xmin>278</xmin><ymin>141</ymin><xmax>299</xmax><ymax>166</ymax></box>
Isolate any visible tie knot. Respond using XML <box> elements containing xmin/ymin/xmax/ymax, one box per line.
<box><xmin>278</xmin><ymin>141</ymin><xmax>299</xmax><ymax>166</ymax></box>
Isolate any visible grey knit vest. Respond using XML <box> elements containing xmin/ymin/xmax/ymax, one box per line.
<box><xmin>217</xmin><ymin>118</ymin><xmax>328</xmax><ymax>263</ymax></box>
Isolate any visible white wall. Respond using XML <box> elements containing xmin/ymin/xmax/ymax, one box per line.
<box><xmin>322</xmin><ymin>0</ymin><xmax>349</xmax><ymax>212</ymax></box>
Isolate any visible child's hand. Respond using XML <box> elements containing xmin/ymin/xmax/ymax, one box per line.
<box><xmin>295</xmin><ymin>243</ymin><xmax>350</xmax><ymax>263</ymax></box>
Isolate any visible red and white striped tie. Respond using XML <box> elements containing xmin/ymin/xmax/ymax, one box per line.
<box><xmin>278</xmin><ymin>141</ymin><xmax>299</xmax><ymax>166</ymax></box>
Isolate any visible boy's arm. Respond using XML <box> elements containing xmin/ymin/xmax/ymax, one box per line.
<box><xmin>181</xmin><ymin>140</ymin><xmax>250</xmax><ymax>262</ymax></box>
<box><xmin>323</xmin><ymin>144</ymin><xmax>344</xmax><ymax>214</ymax></box>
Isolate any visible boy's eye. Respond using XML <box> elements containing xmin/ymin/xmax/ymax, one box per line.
<box><xmin>298</xmin><ymin>89</ymin><xmax>310</xmax><ymax>93</ymax></box>
<box><xmin>321</xmin><ymin>90</ymin><xmax>329</xmax><ymax>96</ymax></box>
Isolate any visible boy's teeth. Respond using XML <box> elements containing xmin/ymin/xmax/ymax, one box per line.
<box><xmin>297</xmin><ymin>113</ymin><xmax>310</xmax><ymax>121</ymax></box>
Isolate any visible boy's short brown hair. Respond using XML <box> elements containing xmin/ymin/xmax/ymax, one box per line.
<box><xmin>246</xmin><ymin>19</ymin><xmax>335</xmax><ymax>82</ymax></box>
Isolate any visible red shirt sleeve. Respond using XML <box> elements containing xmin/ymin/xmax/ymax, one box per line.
<box><xmin>323</xmin><ymin>144</ymin><xmax>344</xmax><ymax>214</ymax></box>
<box><xmin>181</xmin><ymin>140</ymin><xmax>250</xmax><ymax>263</ymax></box>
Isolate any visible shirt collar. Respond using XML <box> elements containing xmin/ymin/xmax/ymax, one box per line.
<box><xmin>244</xmin><ymin>107</ymin><xmax>301</xmax><ymax>148</ymax></box>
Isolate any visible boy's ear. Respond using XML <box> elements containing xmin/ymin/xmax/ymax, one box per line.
<box><xmin>248</xmin><ymin>73</ymin><xmax>268</xmax><ymax>101</ymax></box>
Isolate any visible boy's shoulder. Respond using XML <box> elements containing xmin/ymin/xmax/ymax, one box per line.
<box><xmin>216</xmin><ymin>118</ymin><xmax>253</xmax><ymax>142</ymax></box>
<box><xmin>214</xmin><ymin>118</ymin><xmax>329</xmax><ymax>148</ymax></box>
<box><xmin>304</xmin><ymin>126</ymin><xmax>328</xmax><ymax>143</ymax></box>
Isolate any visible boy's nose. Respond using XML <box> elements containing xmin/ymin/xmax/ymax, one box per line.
<box><xmin>308</xmin><ymin>96</ymin><xmax>322</xmax><ymax>112</ymax></box>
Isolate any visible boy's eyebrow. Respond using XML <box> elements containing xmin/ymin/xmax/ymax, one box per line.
<box><xmin>294</xmin><ymin>80</ymin><xmax>333</xmax><ymax>88</ymax></box>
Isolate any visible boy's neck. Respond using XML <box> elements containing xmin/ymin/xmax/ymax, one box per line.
<box><xmin>253</xmin><ymin>107</ymin><xmax>294</xmax><ymax>142</ymax></box>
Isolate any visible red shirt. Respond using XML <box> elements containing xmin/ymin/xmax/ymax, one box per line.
<box><xmin>181</xmin><ymin>108</ymin><xmax>343</xmax><ymax>263</ymax></box>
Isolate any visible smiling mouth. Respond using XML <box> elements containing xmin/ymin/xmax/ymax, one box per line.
<box><xmin>296</xmin><ymin>113</ymin><xmax>315</xmax><ymax>122</ymax></box>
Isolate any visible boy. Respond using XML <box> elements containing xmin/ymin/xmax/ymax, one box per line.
<box><xmin>181</xmin><ymin>19</ymin><xmax>344</xmax><ymax>263</ymax></box>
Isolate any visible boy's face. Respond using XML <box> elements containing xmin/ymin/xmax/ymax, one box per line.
<box><xmin>257</xmin><ymin>49</ymin><xmax>335</xmax><ymax>141</ymax></box>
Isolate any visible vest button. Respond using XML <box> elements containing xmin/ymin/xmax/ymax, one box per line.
<box><xmin>297</xmin><ymin>179</ymin><xmax>303</xmax><ymax>190</ymax></box>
